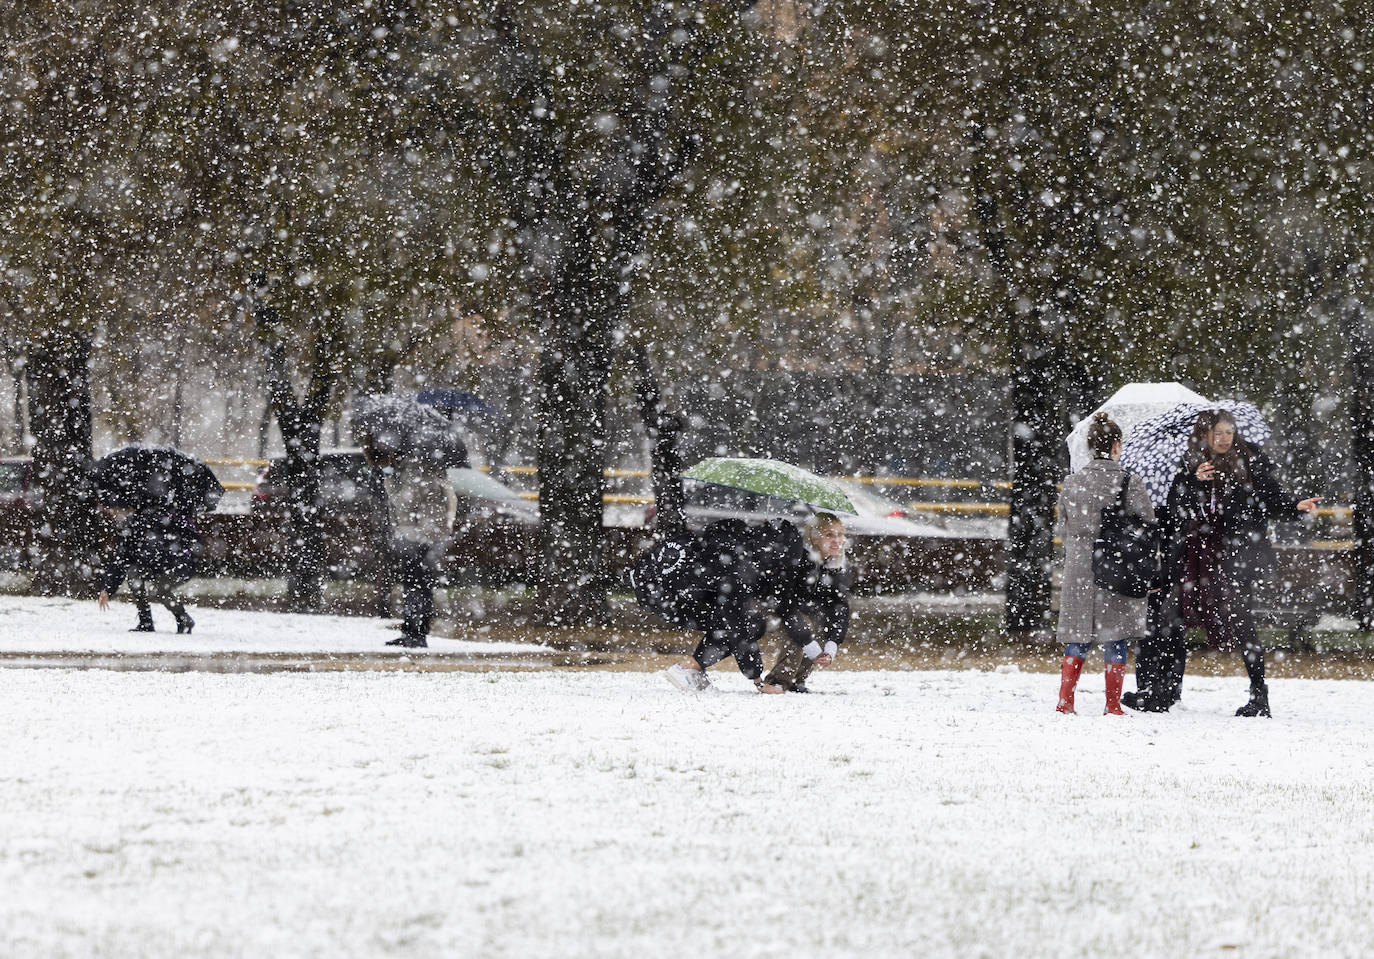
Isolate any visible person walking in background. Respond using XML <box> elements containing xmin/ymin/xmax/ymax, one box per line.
<box><xmin>363</xmin><ymin>433</ymin><xmax>457</xmax><ymax>649</ymax></box>
<box><xmin>1160</xmin><ymin>410</ymin><xmax>1320</xmax><ymax>717</ymax></box>
<box><xmin>1054</xmin><ymin>413</ymin><xmax>1155</xmax><ymax>715</ymax></box>
<box><xmin>96</xmin><ymin>504</ymin><xmax>199</xmax><ymax>634</ymax></box>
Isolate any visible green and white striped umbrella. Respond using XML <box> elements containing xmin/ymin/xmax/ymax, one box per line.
<box><xmin>681</xmin><ymin>457</ymin><xmax>859</xmax><ymax>515</ymax></box>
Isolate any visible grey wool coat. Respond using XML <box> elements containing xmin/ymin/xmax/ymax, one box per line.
<box><xmin>1055</xmin><ymin>458</ymin><xmax>1156</xmax><ymax>646</ymax></box>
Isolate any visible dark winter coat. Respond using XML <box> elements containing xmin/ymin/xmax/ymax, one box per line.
<box><xmin>633</xmin><ymin>520</ymin><xmax>851</xmax><ymax>647</ymax></box>
<box><xmin>1160</xmin><ymin>448</ymin><xmax>1301</xmax><ymax>590</ymax></box>
<box><xmin>101</xmin><ymin>508</ymin><xmax>199</xmax><ymax>594</ymax></box>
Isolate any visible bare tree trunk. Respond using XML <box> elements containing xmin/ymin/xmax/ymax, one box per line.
<box><xmin>257</xmin><ymin>394</ymin><xmax>272</xmax><ymax>459</ymax></box>
<box><xmin>170</xmin><ymin>317</ymin><xmax>189</xmax><ymax>449</ymax></box>
<box><xmin>9</xmin><ymin>350</ymin><xmax>25</xmax><ymax>451</ymax></box>
<box><xmin>274</xmin><ymin>397</ymin><xmax>326</xmax><ymax>611</ymax></box>
<box><xmin>535</xmin><ymin>272</ymin><xmax>614</xmax><ymax>624</ymax></box>
<box><xmin>1004</xmin><ymin>343</ymin><xmax>1060</xmax><ymax>632</ymax></box>
<box><xmin>1343</xmin><ymin>295</ymin><xmax>1374</xmax><ymax>629</ymax></box>
<box><xmin>28</xmin><ymin>328</ymin><xmax>100</xmax><ymax>595</ymax></box>
<box><xmin>629</xmin><ymin>342</ymin><xmax>685</xmax><ymax>538</ymax></box>
<box><xmin>252</xmin><ymin>282</ymin><xmax>333</xmax><ymax>612</ymax></box>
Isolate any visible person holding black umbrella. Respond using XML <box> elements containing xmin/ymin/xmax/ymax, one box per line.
<box><xmin>360</xmin><ymin>428</ymin><xmax>458</xmax><ymax>649</ymax></box>
<box><xmin>97</xmin><ymin>505</ymin><xmax>199</xmax><ymax>633</ymax></box>
<box><xmin>92</xmin><ymin>446</ymin><xmax>223</xmax><ymax>634</ymax></box>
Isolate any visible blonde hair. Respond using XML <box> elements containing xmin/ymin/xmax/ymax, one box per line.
<box><xmin>805</xmin><ymin>512</ymin><xmax>844</xmax><ymax>534</ymax></box>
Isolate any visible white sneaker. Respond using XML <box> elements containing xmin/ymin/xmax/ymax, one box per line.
<box><xmin>664</xmin><ymin>664</ymin><xmax>711</xmax><ymax>693</ymax></box>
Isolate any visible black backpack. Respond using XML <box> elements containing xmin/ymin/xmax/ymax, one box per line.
<box><xmin>629</xmin><ymin>534</ymin><xmax>698</xmax><ymax>611</ymax></box>
<box><xmin>1092</xmin><ymin>475</ymin><xmax>1158</xmax><ymax>598</ymax></box>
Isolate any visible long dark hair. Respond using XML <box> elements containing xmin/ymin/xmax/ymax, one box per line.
<box><xmin>1184</xmin><ymin>409</ymin><xmax>1252</xmax><ymax>488</ymax></box>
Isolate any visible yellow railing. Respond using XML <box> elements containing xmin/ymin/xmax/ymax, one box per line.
<box><xmin>202</xmin><ymin>458</ymin><xmax>1351</xmax><ymax>525</ymax></box>
<box><xmin>907</xmin><ymin>503</ymin><xmax>1010</xmax><ymax>516</ymax></box>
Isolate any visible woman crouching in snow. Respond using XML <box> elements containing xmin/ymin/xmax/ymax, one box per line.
<box><xmin>1054</xmin><ymin>412</ymin><xmax>1155</xmax><ymax>715</ymax></box>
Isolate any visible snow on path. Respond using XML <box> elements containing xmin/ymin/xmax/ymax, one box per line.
<box><xmin>2</xmin><ymin>661</ymin><xmax>1373</xmax><ymax>958</ymax></box>
<box><xmin>0</xmin><ymin>595</ymin><xmax>550</xmax><ymax>656</ymax></box>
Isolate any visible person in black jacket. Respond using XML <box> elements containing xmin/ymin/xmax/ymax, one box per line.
<box><xmin>761</xmin><ymin>513</ymin><xmax>851</xmax><ymax>693</ymax></box>
<box><xmin>632</xmin><ymin>513</ymin><xmax>850</xmax><ymax>694</ymax></box>
<box><xmin>96</xmin><ymin>505</ymin><xmax>199</xmax><ymax>633</ymax></box>
<box><xmin>1147</xmin><ymin>411</ymin><xmax>1320</xmax><ymax>717</ymax></box>
<box><xmin>1124</xmin><ymin>418</ymin><xmax>1208</xmax><ymax>715</ymax></box>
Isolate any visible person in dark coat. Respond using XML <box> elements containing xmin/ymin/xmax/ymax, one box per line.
<box><xmin>1123</xmin><ymin>419</ymin><xmax>1208</xmax><ymax>714</ymax></box>
<box><xmin>1120</xmin><ymin>562</ymin><xmax>1190</xmax><ymax>714</ymax></box>
<box><xmin>760</xmin><ymin>513</ymin><xmax>851</xmax><ymax>693</ymax></box>
<box><xmin>96</xmin><ymin>505</ymin><xmax>199</xmax><ymax>633</ymax></box>
<box><xmin>1154</xmin><ymin>410</ymin><xmax>1320</xmax><ymax>717</ymax></box>
<box><xmin>362</xmin><ymin>434</ymin><xmax>457</xmax><ymax>649</ymax></box>
<box><xmin>1053</xmin><ymin>413</ymin><xmax>1155</xmax><ymax>715</ymax></box>
<box><xmin>632</xmin><ymin>513</ymin><xmax>850</xmax><ymax>694</ymax></box>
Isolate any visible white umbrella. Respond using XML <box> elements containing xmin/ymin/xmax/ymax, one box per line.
<box><xmin>1066</xmin><ymin>382</ymin><xmax>1209</xmax><ymax>473</ymax></box>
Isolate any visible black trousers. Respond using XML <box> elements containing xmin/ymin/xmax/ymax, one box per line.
<box><xmin>1211</xmin><ymin>579</ymin><xmax>1265</xmax><ymax>689</ymax></box>
<box><xmin>689</xmin><ymin>600</ymin><xmax>768</xmax><ymax>680</ymax></box>
<box><xmin>653</xmin><ymin>589</ymin><xmax>767</xmax><ymax>681</ymax></box>
<box><xmin>1140</xmin><ymin>580</ymin><xmax>1266</xmax><ymax>701</ymax></box>
<box><xmin>393</xmin><ymin>539</ymin><xmax>440</xmax><ymax>641</ymax></box>
<box><xmin>130</xmin><ymin>575</ymin><xmax>191</xmax><ymax>625</ymax></box>
<box><xmin>1135</xmin><ymin>588</ymin><xmax>1188</xmax><ymax>705</ymax></box>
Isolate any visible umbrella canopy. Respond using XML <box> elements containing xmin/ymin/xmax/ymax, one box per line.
<box><xmin>354</xmin><ymin>394</ymin><xmax>470</xmax><ymax>469</ymax></box>
<box><xmin>415</xmin><ymin>389</ymin><xmax>498</xmax><ymax>416</ymax></box>
<box><xmin>1119</xmin><ymin>401</ymin><xmax>1272</xmax><ymax>507</ymax></box>
<box><xmin>1066</xmin><ymin>382</ymin><xmax>1209</xmax><ymax>474</ymax></box>
<box><xmin>682</xmin><ymin>457</ymin><xmax>860</xmax><ymax>515</ymax></box>
<box><xmin>94</xmin><ymin>445</ymin><xmax>224</xmax><ymax>514</ymax></box>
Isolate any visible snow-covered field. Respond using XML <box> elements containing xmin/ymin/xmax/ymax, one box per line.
<box><xmin>3</xmin><ymin>597</ymin><xmax>1374</xmax><ymax>958</ymax></box>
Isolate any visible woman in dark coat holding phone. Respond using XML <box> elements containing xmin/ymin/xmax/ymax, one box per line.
<box><xmin>1162</xmin><ymin>410</ymin><xmax>1320</xmax><ymax>718</ymax></box>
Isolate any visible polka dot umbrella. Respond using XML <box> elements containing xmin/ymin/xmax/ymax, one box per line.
<box><xmin>1119</xmin><ymin>401</ymin><xmax>1271</xmax><ymax>508</ymax></box>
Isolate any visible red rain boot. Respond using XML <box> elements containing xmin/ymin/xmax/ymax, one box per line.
<box><xmin>1056</xmin><ymin>656</ymin><xmax>1084</xmax><ymax>714</ymax></box>
<box><xmin>1104</xmin><ymin>663</ymin><xmax>1126</xmax><ymax>715</ymax></box>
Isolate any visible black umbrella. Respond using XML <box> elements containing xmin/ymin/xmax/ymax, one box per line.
<box><xmin>93</xmin><ymin>446</ymin><xmax>225</xmax><ymax>514</ymax></box>
<box><xmin>415</xmin><ymin>389</ymin><xmax>498</xmax><ymax>416</ymax></box>
<box><xmin>353</xmin><ymin>394</ymin><xmax>470</xmax><ymax>468</ymax></box>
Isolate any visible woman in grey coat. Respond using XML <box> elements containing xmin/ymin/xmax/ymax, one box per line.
<box><xmin>1055</xmin><ymin>412</ymin><xmax>1155</xmax><ymax>715</ymax></box>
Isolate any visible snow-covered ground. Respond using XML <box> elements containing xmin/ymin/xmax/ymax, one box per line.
<box><xmin>3</xmin><ymin>597</ymin><xmax>1374</xmax><ymax>958</ymax></box>
<box><xmin>0</xmin><ymin>595</ymin><xmax>550</xmax><ymax>658</ymax></box>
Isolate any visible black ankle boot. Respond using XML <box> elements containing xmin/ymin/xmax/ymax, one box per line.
<box><xmin>1235</xmin><ymin>682</ymin><xmax>1271</xmax><ymax>718</ymax></box>
<box><xmin>1123</xmin><ymin>690</ymin><xmax>1172</xmax><ymax>713</ymax></box>
<box><xmin>385</xmin><ymin>635</ymin><xmax>428</xmax><ymax>649</ymax></box>
<box><xmin>130</xmin><ymin>610</ymin><xmax>155</xmax><ymax>632</ymax></box>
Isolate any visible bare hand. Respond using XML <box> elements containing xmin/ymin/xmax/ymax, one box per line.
<box><xmin>1297</xmin><ymin>497</ymin><xmax>1323</xmax><ymax>514</ymax></box>
<box><xmin>1196</xmin><ymin>461</ymin><xmax>1217</xmax><ymax>481</ymax></box>
<box><xmin>814</xmin><ymin>653</ymin><xmax>834</xmax><ymax>668</ymax></box>
<box><xmin>97</xmin><ymin>590</ymin><xmax>109</xmax><ymax>611</ymax></box>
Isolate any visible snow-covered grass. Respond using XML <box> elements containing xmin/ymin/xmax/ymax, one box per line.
<box><xmin>2</xmin><ymin>598</ymin><xmax>1374</xmax><ymax>958</ymax></box>
<box><xmin>0</xmin><ymin>594</ymin><xmax>548</xmax><ymax>657</ymax></box>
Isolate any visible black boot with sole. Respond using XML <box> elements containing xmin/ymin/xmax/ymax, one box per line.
<box><xmin>1235</xmin><ymin>682</ymin><xmax>1271</xmax><ymax>718</ymax></box>
<box><xmin>170</xmin><ymin>605</ymin><xmax>195</xmax><ymax>635</ymax></box>
<box><xmin>130</xmin><ymin>601</ymin><xmax>155</xmax><ymax>633</ymax></box>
